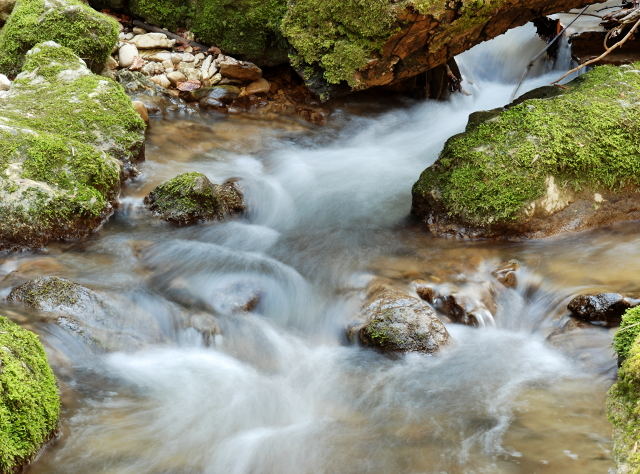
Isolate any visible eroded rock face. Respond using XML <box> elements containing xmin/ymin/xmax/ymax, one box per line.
<box><xmin>0</xmin><ymin>0</ymin><xmax>119</xmax><ymax>77</ymax></box>
<box><xmin>348</xmin><ymin>283</ymin><xmax>449</xmax><ymax>354</ymax></box>
<box><xmin>0</xmin><ymin>42</ymin><xmax>146</xmax><ymax>250</ymax></box>
<box><xmin>0</xmin><ymin>315</ymin><xmax>59</xmax><ymax>473</ymax></box>
<box><xmin>144</xmin><ymin>172</ymin><xmax>245</xmax><ymax>226</ymax></box>
<box><xmin>568</xmin><ymin>293</ymin><xmax>640</xmax><ymax>327</ymax></box>
<box><xmin>412</xmin><ymin>63</ymin><xmax>640</xmax><ymax>239</ymax></box>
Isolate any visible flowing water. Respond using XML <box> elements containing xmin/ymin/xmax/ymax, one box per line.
<box><xmin>0</xmin><ymin>24</ymin><xmax>627</xmax><ymax>473</ymax></box>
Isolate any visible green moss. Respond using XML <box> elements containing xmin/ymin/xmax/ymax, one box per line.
<box><xmin>0</xmin><ymin>42</ymin><xmax>146</xmax><ymax>248</ymax></box>
<box><xmin>615</xmin><ymin>307</ymin><xmax>640</xmax><ymax>363</ymax></box>
<box><xmin>8</xmin><ymin>277</ymin><xmax>82</xmax><ymax>308</ymax></box>
<box><xmin>129</xmin><ymin>0</ymin><xmax>190</xmax><ymax>31</ymax></box>
<box><xmin>5</xmin><ymin>43</ymin><xmax>146</xmax><ymax>163</ymax></box>
<box><xmin>609</xmin><ymin>329</ymin><xmax>640</xmax><ymax>472</ymax></box>
<box><xmin>413</xmin><ymin>63</ymin><xmax>640</xmax><ymax>227</ymax></box>
<box><xmin>145</xmin><ymin>172</ymin><xmax>222</xmax><ymax>225</ymax></box>
<box><xmin>281</xmin><ymin>0</ymin><xmax>397</xmax><ymax>87</ymax></box>
<box><xmin>0</xmin><ymin>0</ymin><xmax>119</xmax><ymax>77</ymax></box>
<box><xmin>0</xmin><ymin>316</ymin><xmax>59</xmax><ymax>472</ymax></box>
<box><xmin>126</xmin><ymin>0</ymin><xmax>287</xmax><ymax>64</ymax></box>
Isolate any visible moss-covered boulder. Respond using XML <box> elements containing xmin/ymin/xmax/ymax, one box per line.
<box><xmin>0</xmin><ymin>0</ymin><xmax>119</xmax><ymax>77</ymax></box>
<box><xmin>348</xmin><ymin>283</ymin><xmax>450</xmax><ymax>354</ymax></box>
<box><xmin>412</xmin><ymin>63</ymin><xmax>640</xmax><ymax>239</ymax></box>
<box><xmin>0</xmin><ymin>315</ymin><xmax>59</xmax><ymax>473</ymax></box>
<box><xmin>609</xmin><ymin>307</ymin><xmax>640</xmax><ymax>472</ymax></box>
<box><xmin>144</xmin><ymin>172</ymin><xmax>245</xmax><ymax>226</ymax></box>
<box><xmin>0</xmin><ymin>42</ymin><xmax>146</xmax><ymax>249</ymax></box>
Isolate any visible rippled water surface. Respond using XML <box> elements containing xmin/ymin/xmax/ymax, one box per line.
<box><xmin>0</xmin><ymin>24</ymin><xmax>628</xmax><ymax>473</ymax></box>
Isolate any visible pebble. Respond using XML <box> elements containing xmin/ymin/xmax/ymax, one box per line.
<box><xmin>132</xmin><ymin>27</ymin><xmax>147</xmax><ymax>35</ymax></box>
<box><xmin>167</xmin><ymin>70</ymin><xmax>187</xmax><ymax>85</ymax></box>
<box><xmin>141</xmin><ymin>62</ymin><xmax>164</xmax><ymax>76</ymax></box>
<box><xmin>200</xmin><ymin>55</ymin><xmax>213</xmax><ymax>79</ymax></box>
<box><xmin>118</xmin><ymin>43</ymin><xmax>139</xmax><ymax>68</ymax></box>
<box><xmin>105</xmin><ymin>55</ymin><xmax>119</xmax><ymax>70</ymax></box>
<box><xmin>150</xmin><ymin>74</ymin><xmax>171</xmax><ymax>89</ymax></box>
<box><xmin>131</xmin><ymin>32</ymin><xmax>176</xmax><ymax>50</ymax></box>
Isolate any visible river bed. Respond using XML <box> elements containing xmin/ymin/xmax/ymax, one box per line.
<box><xmin>0</xmin><ymin>24</ymin><xmax>626</xmax><ymax>473</ymax></box>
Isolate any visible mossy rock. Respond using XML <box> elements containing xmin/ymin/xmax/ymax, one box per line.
<box><xmin>144</xmin><ymin>172</ymin><xmax>245</xmax><ymax>226</ymax></box>
<box><xmin>0</xmin><ymin>315</ymin><xmax>60</xmax><ymax>473</ymax></box>
<box><xmin>348</xmin><ymin>284</ymin><xmax>450</xmax><ymax>354</ymax></box>
<box><xmin>609</xmin><ymin>308</ymin><xmax>640</xmax><ymax>473</ymax></box>
<box><xmin>0</xmin><ymin>42</ymin><xmax>146</xmax><ymax>249</ymax></box>
<box><xmin>0</xmin><ymin>0</ymin><xmax>119</xmax><ymax>77</ymax></box>
<box><xmin>412</xmin><ymin>63</ymin><xmax>640</xmax><ymax>239</ymax></box>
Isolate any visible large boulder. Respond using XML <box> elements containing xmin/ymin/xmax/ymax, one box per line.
<box><xmin>0</xmin><ymin>42</ymin><xmax>146</xmax><ymax>249</ymax></box>
<box><xmin>90</xmin><ymin>0</ymin><xmax>594</xmax><ymax>97</ymax></box>
<box><xmin>348</xmin><ymin>283</ymin><xmax>450</xmax><ymax>354</ymax></box>
<box><xmin>609</xmin><ymin>307</ymin><xmax>640</xmax><ymax>472</ymax></box>
<box><xmin>0</xmin><ymin>315</ymin><xmax>59</xmax><ymax>473</ymax></box>
<box><xmin>144</xmin><ymin>172</ymin><xmax>245</xmax><ymax>226</ymax></box>
<box><xmin>412</xmin><ymin>63</ymin><xmax>640</xmax><ymax>239</ymax></box>
<box><xmin>0</xmin><ymin>0</ymin><xmax>119</xmax><ymax>77</ymax></box>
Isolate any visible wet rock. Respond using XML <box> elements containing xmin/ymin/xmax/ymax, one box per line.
<box><xmin>0</xmin><ymin>0</ymin><xmax>119</xmax><ymax>77</ymax></box>
<box><xmin>130</xmin><ymin>32</ymin><xmax>175</xmax><ymax>50</ymax></box>
<box><xmin>7</xmin><ymin>276</ymin><xmax>164</xmax><ymax>350</ymax></box>
<box><xmin>348</xmin><ymin>284</ymin><xmax>450</xmax><ymax>354</ymax></box>
<box><xmin>0</xmin><ymin>42</ymin><xmax>146</xmax><ymax>249</ymax></box>
<box><xmin>218</xmin><ymin>57</ymin><xmax>262</xmax><ymax>82</ymax></box>
<box><xmin>414</xmin><ymin>280</ymin><xmax>494</xmax><ymax>327</ymax></box>
<box><xmin>412</xmin><ymin>63</ymin><xmax>640</xmax><ymax>239</ymax></box>
<box><xmin>568</xmin><ymin>293</ymin><xmax>640</xmax><ymax>327</ymax></box>
<box><xmin>118</xmin><ymin>43</ymin><xmax>138</xmax><ymax>68</ymax></box>
<box><xmin>196</xmin><ymin>85</ymin><xmax>240</xmax><ymax>110</ymax></box>
<box><xmin>242</xmin><ymin>78</ymin><xmax>271</xmax><ymax>96</ymax></box>
<box><xmin>144</xmin><ymin>172</ymin><xmax>245</xmax><ymax>226</ymax></box>
<box><xmin>0</xmin><ymin>315</ymin><xmax>59</xmax><ymax>473</ymax></box>
<box><xmin>132</xmin><ymin>100</ymin><xmax>149</xmax><ymax>123</ymax></box>
<box><xmin>492</xmin><ymin>260</ymin><xmax>520</xmax><ymax>288</ymax></box>
<box><xmin>116</xmin><ymin>69</ymin><xmax>170</xmax><ymax>96</ymax></box>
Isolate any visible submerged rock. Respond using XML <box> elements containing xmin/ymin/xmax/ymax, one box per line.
<box><xmin>348</xmin><ymin>284</ymin><xmax>449</xmax><ymax>354</ymax></box>
<box><xmin>8</xmin><ymin>276</ymin><xmax>164</xmax><ymax>350</ymax></box>
<box><xmin>568</xmin><ymin>293</ymin><xmax>640</xmax><ymax>327</ymax></box>
<box><xmin>0</xmin><ymin>315</ymin><xmax>59</xmax><ymax>473</ymax></box>
<box><xmin>0</xmin><ymin>0</ymin><xmax>119</xmax><ymax>77</ymax></box>
<box><xmin>412</xmin><ymin>63</ymin><xmax>640</xmax><ymax>239</ymax></box>
<box><xmin>144</xmin><ymin>172</ymin><xmax>245</xmax><ymax>226</ymax></box>
<box><xmin>0</xmin><ymin>42</ymin><xmax>146</xmax><ymax>249</ymax></box>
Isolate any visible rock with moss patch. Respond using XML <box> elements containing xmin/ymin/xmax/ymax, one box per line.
<box><xmin>0</xmin><ymin>0</ymin><xmax>119</xmax><ymax>77</ymax></box>
<box><xmin>0</xmin><ymin>42</ymin><xmax>146</xmax><ymax>249</ymax></box>
<box><xmin>144</xmin><ymin>172</ymin><xmax>245</xmax><ymax>226</ymax></box>
<box><xmin>348</xmin><ymin>283</ymin><xmax>450</xmax><ymax>354</ymax></box>
<box><xmin>609</xmin><ymin>306</ymin><xmax>640</xmax><ymax>472</ymax></box>
<box><xmin>0</xmin><ymin>315</ymin><xmax>60</xmax><ymax>473</ymax></box>
<box><xmin>8</xmin><ymin>276</ymin><xmax>165</xmax><ymax>350</ymax></box>
<box><xmin>412</xmin><ymin>63</ymin><xmax>640</xmax><ymax>239</ymax></box>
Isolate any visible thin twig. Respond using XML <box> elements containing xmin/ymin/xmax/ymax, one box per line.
<box><xmin>511</xmin><ymin>5</ymin><xmax>590</xmax><ymax>100</ymax></box>
<box><xmin>551</xmin><ymin>16</ymin><xmax>640</xmax><ymax>84</ymax></box>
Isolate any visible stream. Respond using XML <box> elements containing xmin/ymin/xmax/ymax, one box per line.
<box><xmin>0</xmin><ymin>23</ymin><xmax>624</xmax><ymax>473</ymax></box>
